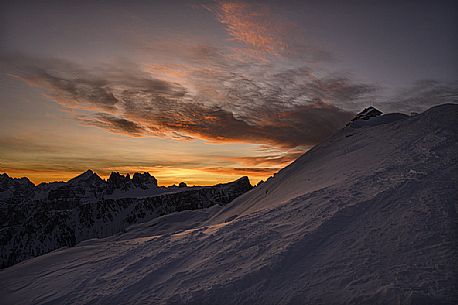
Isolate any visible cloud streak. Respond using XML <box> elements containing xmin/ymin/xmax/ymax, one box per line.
<box><xmin>79</xmin><ymin>113</ymin><xmax>146</xmax><ymax>136</ymax></box>
<box><xmin>380</xmin><ymin>80</ymin><xmax>458</xmax><ymax>113</ymax></box>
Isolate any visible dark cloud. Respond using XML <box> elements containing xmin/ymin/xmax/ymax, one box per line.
<box><xmin>2</xmin><ymin>56</ymin><xmax>119</xmax><ymax>111</ymax></box>
<box><xmin>1</xmin><ymin>54</ymin><xmax>186</xmax><ymax>112</ymax></box>
<box><xmin>79</xmin><ymin>113</ymin><xmax>146</xmax><ymax>136</ymax></box>
<box><xmin>128</xmin><ymin>100</ymin><xmax>353</xmax><ymax>148</ymax></box>
<box><xmin>2</xmin><ymin>54</ymin><xmax>375</xmax><ymax>148</ymax></box>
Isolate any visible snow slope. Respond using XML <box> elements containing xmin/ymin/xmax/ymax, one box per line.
<box><xmin>0</xmin><ymin>104</ymin><xmax>457</xmax><ymax>305</ymax></box>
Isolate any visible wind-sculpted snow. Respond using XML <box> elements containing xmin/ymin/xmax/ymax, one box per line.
<box><xmin>0</xmin><ymin>176</ymin><xmax>252</xmax><ymax>268</ymax></box>
<box><xmin>0</xmin><ymin>104</ymin><xmax>457</xmax><ymax>304</ymax></box>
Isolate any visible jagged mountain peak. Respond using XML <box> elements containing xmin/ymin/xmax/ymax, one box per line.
<box><xmin>106</xmin><ymin>171</ymin><xmax>158</xmax><ymax>190</ymax></box>
<box><xmin>132</xmin><ymin>172</ymin><xmax>158</xmax><ymax>189</ymax></box>
<box><xmin>0</xmin><ymin>172</ymin><xmax>35</xmax><ymax>190</ymax></box>
<box><xmin>235</xmin><ymin>175</ymin><xmax>250</xmax><ymax>184</ymax></box>
<box><xmin>348</xmin><ymin>106</ymin><xmax>383</xmax><ymax>124</ymax></box>
<box><xmin>68</xmin><ymin>169</ymin><xmax>103</xmax><ymax>184</ymax></box>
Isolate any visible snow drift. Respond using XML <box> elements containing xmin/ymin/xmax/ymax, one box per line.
<box><xmin>0</xmin><ymin>104</ymin><xmax>457</xmax><ymax>305</ymax></box>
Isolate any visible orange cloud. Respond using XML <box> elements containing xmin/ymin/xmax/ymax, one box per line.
<box><xmin>220</xmin><ymin>2</ymin><xmax>284</xmax><ymax>53</ymax></box>
<box><xmin>203</xmin><ymin>1</ymin><xmax>333</xmax><ymax>63</ymax></box>
<box><xmin>206</xmin><ymin>1</ymin><xmax>289</xmax><ymax>55</ymax></box>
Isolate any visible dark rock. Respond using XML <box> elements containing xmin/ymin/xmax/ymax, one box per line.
<box><xmin>256</xmin><ymin>180</ymin><xmax>264</xmax><ymax>187</ymax></box>
<box><xmin>0</xmin><ymin>173</ymin><xmax>34</xmax><ymax>191</ymax></box>
<box><xmin>0</xmin><ymin>173</ymin><xmax>36</xmax><ymax>203</ymax></box>
<box><xmin>107</xmin><ymin>172</ymin><xmax>131</xmax><ymax>191</ymax></box>
<box><xmin>350</xmin><ymin>113</ymin><xmax>409</xmax><ymax>128</ymax></box>
<box><xmin>48</xmin><ymin>170</ymin><xmax>104</xmax><ymax>202</ymax></box>
<box><xmin>132</xmin><ymin>172</ymin><xmax>158</xmax><ymax>189</ymax></box>
<box><xmin>0</xmin><ymin>174</ymin><xmax>252</xmax><ymax>268</ymax></box>
<box><xmin>68</xmin><ymin>170</ymin><xmax>103</xmax><ymax>186</ymax></box>
<box><xmin>347</xmin><ymin>106</ymin><xmax>382</xmax><ymax>126</ymax></box>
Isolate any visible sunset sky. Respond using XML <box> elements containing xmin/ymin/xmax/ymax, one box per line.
<box><xmin>1</xmin><ymin>0</ymin><xmax>457</xmax><ymax>185</ymax></box>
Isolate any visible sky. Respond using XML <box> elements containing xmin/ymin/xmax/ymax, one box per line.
<box><xmin>0</xmin><ymin>0</ymin><xmax>457</xmax><ymax>185</ymax></box>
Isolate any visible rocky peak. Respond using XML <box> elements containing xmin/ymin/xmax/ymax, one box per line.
<box><xmin>0</xmin><ymin>173</ymin><xmax>36</xmax><ymax>203</ymax></box>
<box><xmin>217</xmin><ymin>176</ymin><xmax>252</xmax><ymax>194</ymax></box>
<box><xmin>47</xmin><ymin>170</ymin><xmax>104</xmax><ymax>202</ymax></box>
<box><xmin>132</xmin><ymin>172</ymin><xmax>158</xmax><ymax>189</ymax></box>
<box><xmin>107</xmin><ymin>172</ymin><xmax>131</xmax><ymax>190</ymax></box>
<box><xmin>178</xmin><ymin>182</ymin><xmax>187</xmax><ymax>188</ymax></box>
<box><xmin>0</xmin><ymin>173</ymin><xmax>35</xmax><ymax>191</ymax></box>
<box><xmin>68</xmin><ymin>170</ymin><xmax>103</xmax><ymax>186</ymax></box>
<box><xmin>234</xmin><ymin>176</ymin><xmax>251</xmax><ymax>188</ymax></box>
<box><xmin>350</xmin><ymin>106</ymin><xmax>382</xmax><ymax>123</ymax></box>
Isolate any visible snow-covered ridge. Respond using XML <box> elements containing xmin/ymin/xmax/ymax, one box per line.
<box><xmin>0</xmin><ymin>170</ymin><xmax>215</xmax><ymax>204</ymax></box>
<box><xmin>0</xmin><ymin>174</ymin><xmax>252</xmax><ymax>268</ymax></box>
<box><xmin>0</xmin><ymin>104</ymin><xmax>457</xmax><ymax>304</ymax></box>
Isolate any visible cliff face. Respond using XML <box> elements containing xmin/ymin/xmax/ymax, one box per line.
<box><xmin>0</xmin><ymin>176</ymin><xmax>252</xmax><ymax>268</ymax></box>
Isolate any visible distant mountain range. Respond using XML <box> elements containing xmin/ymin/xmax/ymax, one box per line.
<box><xmin>1</xmin><ymin>170</ymin><xmax>211</xmax><ymax>204</ymax></box>
<box><xmin>0</xmin><ymin>171</ymin><xmax>252</xmax><ymax>268</ymax></box>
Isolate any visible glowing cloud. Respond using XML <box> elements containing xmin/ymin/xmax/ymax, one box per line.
<box><xmin>209</xmin><ymin>1</ymin><xmax>288</xmax><ymax>54</ymax></box>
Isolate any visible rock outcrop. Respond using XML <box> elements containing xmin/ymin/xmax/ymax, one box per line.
<box><xmin>347</xmin><ymin>106</ymin><xmax>383</xmax><ymax>126</ymax></box>
<box><xmin>0</xmin><ymin>173</ymin><xmax>35</xmax><ymax>203</ymax></box>
<box><xmin>132</xmin><ymin>172</ymin><xmax>158</xmax><ymax>189</ymax></box>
